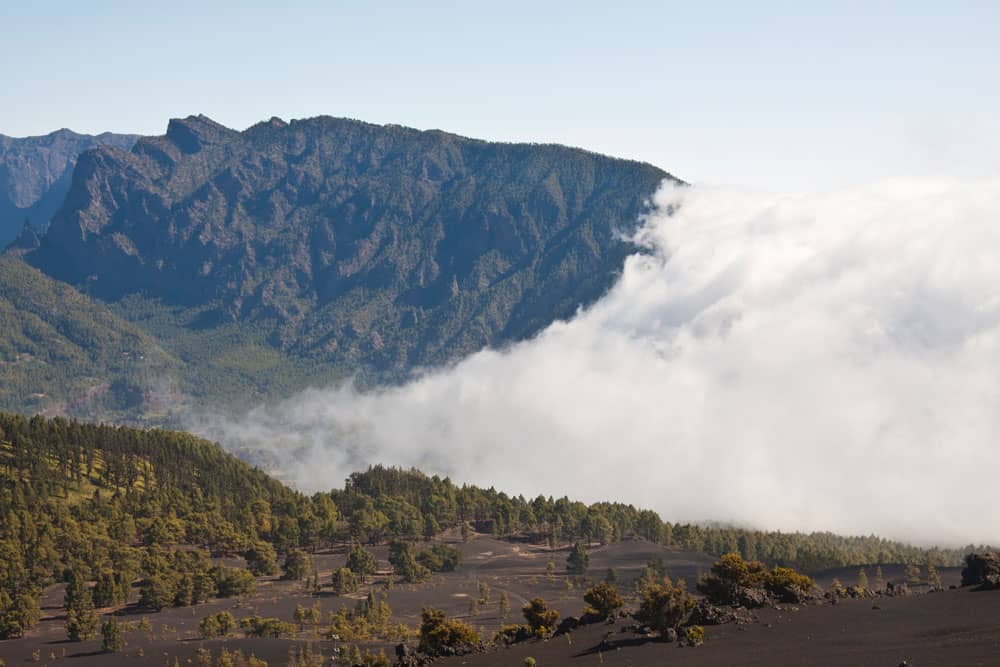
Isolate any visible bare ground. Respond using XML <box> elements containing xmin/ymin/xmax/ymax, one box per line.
<box><xmin>1</xmin><ymin>536</ymin><xmax>990</xmax><ymax>666</ymax></box>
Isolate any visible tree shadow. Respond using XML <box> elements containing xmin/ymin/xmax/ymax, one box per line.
<box><xmin>573</xmin><ymin>634</ymin><xmax>662</xmax><ymax>657</ymax></box>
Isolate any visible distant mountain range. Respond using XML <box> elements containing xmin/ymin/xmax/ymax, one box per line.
<box><xmin>0</xmin><ymin>129</ymin><xmax>138</xmax><ymax>246</ymax></box>
<box><xmin>1</xmin><ymin>115</ymin><xmax>678</xmax><ymax>420</ymax></box>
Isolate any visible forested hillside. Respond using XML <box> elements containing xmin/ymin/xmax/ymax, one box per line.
<box><xmin>0</xmin><ymin>413</ymin><xmax>971</xmax><ymax>642</ymax></box>
<box><xmin>0</xmin><ymin>255</ymin><xmax>178</xmax><ymax>417</ymax></box>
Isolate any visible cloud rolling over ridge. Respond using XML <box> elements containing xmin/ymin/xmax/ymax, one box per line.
<box><xmin>196</xmin><ymin>179</ymin><xmax>1000</xmax><ymax>546</ymax></box>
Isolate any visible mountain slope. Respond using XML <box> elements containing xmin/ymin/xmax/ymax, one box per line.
<box><xmin>28</xmin><ymin>115</ymin><xmax>677</xmax><ymax>387</ymax></box>
<box><xmin>0</xmin><ymin>255</ymin><xmax>178</xmax><ymax>417</ymax></box>
<box><xmin>0</xmin><ymin>129</ymin><xmax>138</xmax><ymax>246</ymax></box>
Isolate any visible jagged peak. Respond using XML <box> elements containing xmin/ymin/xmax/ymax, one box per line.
<box><xmin>165</xmin><ymin>114</ymin><xmax>239</xmax><ymax>153</ymax></box>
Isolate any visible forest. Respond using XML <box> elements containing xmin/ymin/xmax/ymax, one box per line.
<box><xmin>0</xmin><ymin>412</ymin><xmax>979</xmax><ymax>644</ymax></box>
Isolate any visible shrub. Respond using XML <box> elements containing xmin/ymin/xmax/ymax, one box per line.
<box><xmin>582</xmin><ymin>582</ymin><xmax>623</xmax><ymax>621</ymax></box>
<box><xmin>697</xmin><ymin>553</ymin><xmax>814</xmax><ymax>606</ymax></box>
<box><xmin>522</xmin><ymin>598</ymin><xmax>559</xmax><ymax>636</ymax></box>
<box><xmin>634</xmin><ymin>577</ymin><xmax>695</xmax><ymax>637</ymax></box>
<box><xmin>765</xmin><ymin>566</ymin><xmax>815</xmax><ymax>602</ymax></box>
<box><xmin>418</xmin><ymin>608</ymin><xmax>480</xmax><ymax>656</ymax></box>
<box><xmin>493</xmin><ymin>624</ymin><xmax>532</xmax><ymax>644</ymax></box>
<box><xmin>684</xmin><ymin>625</ymin><xmax>704</xmax><ymax>646</ymax></box>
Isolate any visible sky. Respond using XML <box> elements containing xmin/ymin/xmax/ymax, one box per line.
<box><xmin>2</xmin><ymin>1</ymin><xmax>999</xmax><ymax>188</ymax></box>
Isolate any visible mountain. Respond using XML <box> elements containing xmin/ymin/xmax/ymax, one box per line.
<box><xmin>13</xmin><ymin>114</ymin><xmax>676</xmax><ymax>414</ymax></box>
<box><xmin>0</xmin><ymin>129</ymin><xmax>138</xmax><ymax>246</ymax></box>
<box><xmin>0</xmin><ymin>255</ymin><xmax>178</xmax><ymax>418</ymax></box>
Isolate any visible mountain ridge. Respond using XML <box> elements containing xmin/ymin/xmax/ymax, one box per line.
<box><xmin>0</xmin><ymin>128</ymin><xmax>138</xmax><ymax>246</ymax></box>
<box><xmin>6</xmin><ymin>114</ymin><xmax>678</xmax><ymax>416</ymax></box>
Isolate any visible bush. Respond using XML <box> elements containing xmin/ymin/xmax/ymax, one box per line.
<box><xmin>522</xmin><ymin>598</ymin><xmax>559</xmax><ymax>636</ymax></box>
<box><xmin>634</xmin><ymin>577</ymin><xmax>695</xmax><ymax>637</ymax></box>
<box><xmin>582</xmin><ymin>582</ymin><xmax>623</xmax><ymax>621</ymax></box>
<box><xmin>765</xmin><ymin>566</ymin><xmax>815</xmax><ymax>602</ymax></box>
<box><xmin>418</xmin><ymin>608</ymin><xmax>480</xmax><ymax>656</ymax></box>
<box><xmin>684</xmin><ymin>625</ymin><xmax>704</xmax><ymax>646</ymax></box>
<box><xmin>493</xmin><ymin>624</ymin><xmax>533</xmax><ymax>644</ymax></box>
<box><xmin>697</xmin><ymin>553</ymin><xmax>814</xmax><ymax>606</ymax></box>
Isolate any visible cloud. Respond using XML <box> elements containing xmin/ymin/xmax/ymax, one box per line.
<box><xmin>195</xmin><ymin>178</ymin><xmax>1000</xmax><ymax>546</ymax></box>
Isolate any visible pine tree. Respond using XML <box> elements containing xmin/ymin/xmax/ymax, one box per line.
<box><xmin>477</xmin><ymin>580</ymin><xmax>491</xmax><ymax>604</ymax></box>
<box><xmin>101</xmin><ymin>618</ymin><xmax>124</xmax><ymax>652</ymax></box>
<box><xmin>499</xmin><ymin>592</ymin><xmax>510</xmax><ymax>621</ymax></box>
<box><xmin>874</xmin><ymin>566</ymin><xmax>885</xmax><ymax>591</ymax></box>
<box><xmin>857</xmin><ymin>567</ymin><xmax>868</xmax><ymax>590</ymax></box>
<box><xmin>566</xmin><ymin>543</ymin><xmax>589</xmax><ymax>575</ymax></box>
<box><xmin>65</xmin><ymin>573</ymin><xmax>98</xmax><ymax>641</ymax></box>
<box><xmin>926</xmin><ymin>559</ymin><xmax>942</xmax><ymax>590</ymax></box>
<box><xmin>346</xmin><ymin>544</ymin><xmax>378</xmax><ymax>583</ymax></box>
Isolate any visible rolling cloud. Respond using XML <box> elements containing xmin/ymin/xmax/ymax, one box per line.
<box><xmin>196</xmin><ymin>178</ymin><xmax>1000</xmax><ymax>546</ymax></box>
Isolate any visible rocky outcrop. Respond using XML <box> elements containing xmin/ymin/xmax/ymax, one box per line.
<box><xmin>689</xmin><ymin>601</ymin><xmax>755</xmax><ymax>626</ymax></box>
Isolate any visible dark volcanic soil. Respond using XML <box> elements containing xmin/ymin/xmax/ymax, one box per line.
<box><xmin>1</xmin><ymin>536</ymin><xmax>993</xmax><ymax>666</ymax></box>
<box><xmin>444</xmin><ymin>587</ymin><xmax>1000</xmax><ymax>667</ymax></box>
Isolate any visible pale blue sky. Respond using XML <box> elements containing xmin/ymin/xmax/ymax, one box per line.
<box><xmin>2</xmin><ymin>1</ymin><xmax>998</xmax><ymax>187</ymax></box>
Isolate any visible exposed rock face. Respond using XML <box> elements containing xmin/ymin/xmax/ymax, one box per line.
<box><xmin>0</xmin><ymin>129</ymin><xmax>137</xmax><ymax>246</ymax></box>
<box><xmin>961</xmin><ymin>553</ymin><xmax>1000</xmax><ymax>589</ymax></box>
<box><xmin>28</xmin><ymin>114</ymin><xmax>677</xmax><ymax>379</ymax></box>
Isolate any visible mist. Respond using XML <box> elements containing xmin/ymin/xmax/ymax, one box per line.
<box><xmin>194</xmin><ymin>179</ymin><xmax>1000</xmax><ymax>547</ymax></box>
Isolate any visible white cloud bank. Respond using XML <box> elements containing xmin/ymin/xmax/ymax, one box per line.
<box><xmin>196</xmin><ymin>179</ymin><xmax>1000</xmax><ymax>546</ymax></box>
